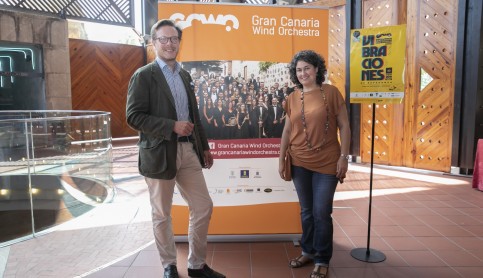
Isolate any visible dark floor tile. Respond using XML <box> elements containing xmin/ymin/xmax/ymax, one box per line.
<box><xmin>212</xmin><ymin>242</ymin><xmax>250</xmax><ymax>251</ymax></box>
<box><xmin>333</xmin><ymin>236</ymin><xmax>355</xmax><ymax>251</ymax></box>
<box><xmin>350</xmin><ymin>236</ymin><xmax>393</xmax><ymax>251</ymax></box>
<box><xmin>250</xmin><ymin>242</ymin><xmax>287</xmax><ymax>252</ymax></box>
<box><xmin>383</xmin><ymin>236</ymin><xmax>427</xmax><ymax>251</ymax></box>
<box><xmin>372</xmin><ymin>225</ymin><xmax>410</xmax><ymax>237</ymax></box>
<box><xmin>388</xmin><ymin>215</ymin><xmax>425</xmax><ymax>225</ymax></box>
<box><xmin>251</xmin><ymin>267</ymin><xmax>293</xmax><ymax>278</ymax></box>
<box><xmin>443</xmin><ymin>215</ymin><xmax>482</xmax><ymax>226</ymax></box>
<box><xmin>417</xmin><ymin>236</ymin><xmax>463</xmax><ymax>251</ymax></box>
<box><xmin>332</xmin><ymin>266</ymin><xmax>380</xmax><ymax>278</ymax></box>
<box><xmin>467</xmin><ymin>249</ymin><xmax>483</xmax><ymax>261</ymax></box>
<box><xmin>397</xmin><ymin>250</ymin><xmax>447</xmax><ymax>267</ymax></box>
<box><xmin>453</xmin><ymin>266</ymin><xmax>483</xmax><ymax>278</ymax></box>
<box><xmin>340</xmin><ymin>225</ymin><xmax>370</xmax><ymax>237</ymax></box>
<box><xmin>334</xmin><ymin>214</ymin><xmax>367</xmax><ymax>226</ymax></box>
<box><xmin>465</xmin><ymin>225</ymin><xmax>483</xmax><ymax>236</ymax></box>
<box><xmin>434</xmin><ymin>225</ymin><xmax>474</xmax><ymax>237</ymax></box>
<box><xmin>433</xmin><ymin>250</ymin><xmax>483</xmax><ymax>267</ymax></box>
<box><xmin>251</xmin><ymin>250</ymin><xmax>289</xmax><ymax>269</ymax></box>
<box><xmin>372</xmin><ymin>266</ymin><xmax>417</xmax><ymax>278</ymax></box>
<box><xmin>410</xmin><ymin>266</ymin><xmax>462</xmax><ymax>278</ymax></box>
<box><xmin>330</xmin><ymin>250</ymin><xmax>371</xmax><ymax>268</ymax></box>
<box><xmin>368</xmin><ymin>250</ymin><xmax>409</xmax><ymax>267</ymax></box>
<box><xmin>291</xmin><ymin>265</ymin><xmax>316</xmax><ymax>278</ymax></box>
<box><xmin>211</xmin><ymin>267</ymin><xmax>251</xmax><ymax>278</ymax></box>
<box><xmin>450</xmin><ymin>236</ymin><xmax>483</xmax><ymax>250</ymax></box>
<box><xmin>212</xmin><ymin>251</ymin><xmax>250</xmax><ymax>268</ymax></box>
<box><xmin>401</xmin><ymin>225</ymin><xmax>440</xmax><ymax>237</ymax></box>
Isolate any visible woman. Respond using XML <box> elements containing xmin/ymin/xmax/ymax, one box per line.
<box><xmin>278</xmin><ymin>50</ymin><xmax>350</xmax><ymax>278</ymax></box>
<box><xmin>239</xmin><ymin>84</ymin><xmax>247</xmax><ymax>101</ymax></box>
<box><xmin>213</xmin><ymin>99</ymin><xmax>225</xmax><ymax>139</ymax></box>
<box><xmin>227</xmin><ymin>84</ymin><xmax>234</xmax><ymax>101</ymax></box>
<box><xmin>263</xmin><ymin>94</ymin><xmax>270</xmax><ymax>109</ymax></box>
<box><xmin>223</xmin><ymin>100</ymin><xmax>237</xmax><ymax>139</ymax></box>
<box><xmin>280</xmin><ymin>98</ymin><xmax>287</xmax><ymax>129</ymax></box>
<box><xmin>246</xmin><ymin>94</ymin><xmax>253</xmax><ymax>106</ymax></box>
<box><xmin>234</xmin><ymin>96</ymin><xmax>242</xmax><ymax>109</ymax></box>
<box><xmin>222</xmin><ymin>90</ymin><xmax>230</xmax><ymax>107</ymax></box>
<box><xmin>203</xmin><ymin>98</ymin><xmax>215</xmax><ymax>139</ymax></box>
<box><xmin>237</xmin><ymin>103</ymin><xmax>250</xmax><ymax>138</ymax></box>
<box><xmin>248</xmin><ymin>98</ymin><xmax>258</xmax><ymax>138</ymax></box>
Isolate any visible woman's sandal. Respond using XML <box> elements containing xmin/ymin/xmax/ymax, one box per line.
<box><xmin>288</xmin><ymin>255</ymin><xmax>312</xmax><ymax>268</ymax></box>
<box><xmin>310</xmin><ymin>265</ymin><xmax>329</xmax><ymax>278</ymax></box>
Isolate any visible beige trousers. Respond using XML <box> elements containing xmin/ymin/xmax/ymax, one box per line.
<box><xmin>145</xmin><ymin>142</ymin><xmax>213</xmax><ymax>269</ymax></box>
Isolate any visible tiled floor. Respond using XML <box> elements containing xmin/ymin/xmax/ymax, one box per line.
<box><xmin>1</xmin><ymin>143</ymin><xmax>483</xmax><ymax>278</ymax></box>
<box><xmin>85</xmin><ymin>176</ymin><xmax>483</xmax><ymax>278</ymax></box>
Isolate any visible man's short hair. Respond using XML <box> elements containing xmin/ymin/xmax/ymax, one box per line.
<box><xmin>151</xmin><ymin>19</ymin><xmax>182</xmax><ymax>41</ymax></box>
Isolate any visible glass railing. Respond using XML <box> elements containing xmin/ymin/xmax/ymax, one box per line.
<box><xmin>0</xmin><ymin>110</ymin><xmax>114</xmax><ymax>246</ymax></box>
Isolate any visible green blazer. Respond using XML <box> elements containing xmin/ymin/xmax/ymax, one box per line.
<box><xmin>126</xmin><ymin>61</ymin><xmax>209</xmax><ymax>179</ymax></box>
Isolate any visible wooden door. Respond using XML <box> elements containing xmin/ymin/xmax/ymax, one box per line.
<box><xmin>359</xmin><ymin>0</ymin><xmax>458</xmax><ymax>172</ymax></box>
<box><xmin>359</xmin><ymin>0</ymin><xmax>405</xmax><ymax>166</ymax></box>
<box><xmin>70</xmin><ymin>39</ymin><xmax>144</xmax><ymax>138</ymax></box>
<box><xmin>403</xmin><ymin>0</ymin><xmax>458</xmax><ymax>171</ymax></box>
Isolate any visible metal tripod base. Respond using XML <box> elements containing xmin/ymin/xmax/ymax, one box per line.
<box><xmin>351</xmin><ymin>248</ymin><xmax>386</xmax><ymax>263</ymax></box>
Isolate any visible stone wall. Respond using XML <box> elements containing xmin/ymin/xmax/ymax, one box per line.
<box><xmin>0</xmin><ymin>9</ymin><xmax>71</xmax><ymax>110</ymax></box>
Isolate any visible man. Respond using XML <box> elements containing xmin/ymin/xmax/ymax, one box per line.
<box><xmin>266</xmin><ymin>97</ymin><xmax>283</xmax><ymax>138</ymax></box>
<box><xmin>273</xmin><ymin>82</ymin><xmax>284</xmax><ymax>99</ymax></box>
<box><xmin>217</xmin><ymin>75</ymin><xmax>225</xmax><ymax>88</ymax></box>
<box><xmin>211</xmin><ymin>81</ymin><xmax>222</xmax><ymax>96</ymax></box>
<box><xmin>258</xmin><ymin>80</ymin><xmax>265</xmax><ymax>95</ymax></box>
<box><xmin>236</xmin><ymin>72</ymin><xmax>243</xmax><ymax>83</ymax></box>
<box><xmin>217</xmin><ymin>91</ymin><xmax>226</xmax><ymax>106</ymax></box>
<box><xmin>126</xmin><ymin>19</ymin><xmax>225</xmax><ymax>278</ymax></box>
<box><xmin>199</xmin><ymin>71</ymin><xmax>206</xmax><ymax>83</ymax></box>
<box><xmin>254</xmin><ymin>96</ymin><xmax>268</xmax><ymax>138</ymax></box>
<box><xmin>267</xmin><ymin>86</ymin><xmax>277</xmax><ymax>105</ymax></box>
<box><xmin>213</xmin><ymin>80</ymin><xmax>222</xmax><ymax>95</ymax></box>
<box><xmin>224</xmin><ymin>71</ymin><xmax>234</xmax><ymax>87</ymax></box>
<box><xmin>284</xmin><ymin>81</ymin><xmax>294</xmax><ymax>94</ymax></box>
<box><xmin>196</xmin><ymin>95</ymin><xmax>201</xmax><ymax>110</ymax></box>
<box><xmin>262</xmin><ymin>86</ymin><xmax>269</xmax><ymax>95</ymax></box>
<box><xmin>248</xmin><ymin>73</ymin><xmax>257</xmax><ymax>91</ymax></box>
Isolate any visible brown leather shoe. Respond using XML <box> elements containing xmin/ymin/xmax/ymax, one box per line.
<box><xmin>163</xmin><ymin>265</ymin><xmax>179</xmax><ymax>278</ymax></box>
<box><xmin>187</xmin><ymin>264</ymin><xmax>225</xmax><ymax>278</ymax></box>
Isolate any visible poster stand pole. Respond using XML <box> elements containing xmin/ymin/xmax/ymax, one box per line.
<box><xmin>350</xmin><ymin>103</ymin><xmax>386</xmax><ymax>263</ymax></box>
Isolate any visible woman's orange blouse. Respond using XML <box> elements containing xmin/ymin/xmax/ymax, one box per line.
<box><xmin>286</xmin><ymin>84</ymin><xmax>345</xmax><ymax>175</ymax></box>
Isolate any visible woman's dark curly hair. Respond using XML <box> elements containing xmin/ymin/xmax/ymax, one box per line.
<box><xmin>288</xmin><ymin>50</ymin><xmax>327</xmax><ymax>89</ymax></box>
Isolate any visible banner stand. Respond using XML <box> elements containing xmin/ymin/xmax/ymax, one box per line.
<box><xmin>174</xmin><ymin>234</ymin><xmax>302</xmax><ymax>242</ymax></box>
<box><xmin>350</xmin><ymin>103</ymin><xmax>386</xmax><ymax>263</ymax></box>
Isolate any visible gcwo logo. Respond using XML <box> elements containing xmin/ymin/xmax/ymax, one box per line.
<box><xmin>169</xmin><ymin>13</ymin><xmax>240</xmax><ymax>32</ymax></box>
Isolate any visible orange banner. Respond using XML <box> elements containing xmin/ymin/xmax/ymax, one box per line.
<box><xmin>158</xmin><ymin>3</ymin><xmax>329</xmax><ymax>62</ymax></box>
<box><xmin>173</xmin><ymin>203</ymin><xmax>302</xmax><ymax>235</ymax></box>
<box><xmin>156</xmin><ymin>3</ymin><xmax>330</xmax><ymax>235</ymax></box>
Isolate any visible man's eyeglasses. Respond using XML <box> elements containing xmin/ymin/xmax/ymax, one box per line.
<box><xmin>153</xmin><ymin>36</ymin><xmax>180</xmax><ymax>44</ymax></box>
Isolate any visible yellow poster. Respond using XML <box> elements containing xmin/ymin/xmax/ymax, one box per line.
<box><xmin>350</xmin><ymin>25</ymin><xmax>406</xmax><ymax>103</ymax></box>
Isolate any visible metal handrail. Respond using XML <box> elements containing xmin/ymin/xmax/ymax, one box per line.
<box><xmin>0</xmin><ymin>110</ymin><xmax>114</xmax><ymax>247</ymax></box>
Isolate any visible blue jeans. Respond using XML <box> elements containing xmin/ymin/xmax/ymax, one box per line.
<box><xmin>292</xmin><ymin>165</ymin><xmax>338</xmax><ymax>265</ymax></box>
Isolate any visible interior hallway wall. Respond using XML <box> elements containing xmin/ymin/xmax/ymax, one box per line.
<box><xmin>0</xmin><ymin>9</ymin><xmax>72</xmax><ymax>110</ymax></box>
